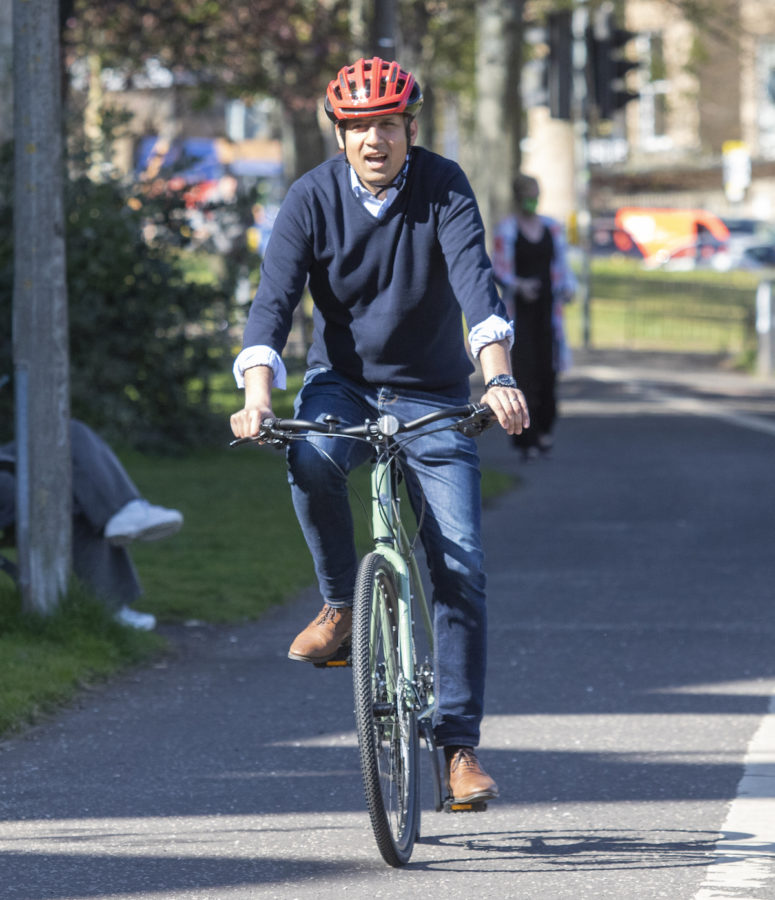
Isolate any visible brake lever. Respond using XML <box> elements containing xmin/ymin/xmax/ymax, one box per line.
<box><xmin>229</xmin><ymin>417</ymin><xmax>284</xmax><ymax>448</ymax></box>
<box><xmin>457</xmin><ymin>408</ymin><xmax>496</xmax><ymax>438</ymax></box>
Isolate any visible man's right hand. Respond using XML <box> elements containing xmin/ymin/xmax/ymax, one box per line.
<box><xmin>230</xmin><ymin>404</ymin><xmax>273</xmax><ymax>438</ymax></box>
<box><xmin>230</xmin><ymin>365</ymin><xmax>275</xmax><ymax>437</ymax></box>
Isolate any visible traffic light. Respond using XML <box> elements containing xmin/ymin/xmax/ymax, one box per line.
<box><xmin>547</xmin><ymin>11</ymin><xmax>573</xmax><ymax>121</ymax></box>
<box><xmin>521</xmin><ymin>13</ymin><xmax>572</xmax><ymax>121</ymax></box>
<box><xmin>588</xmin><ymin>15</ymin><xmax>640</xmax><ymax>120</ymax></box>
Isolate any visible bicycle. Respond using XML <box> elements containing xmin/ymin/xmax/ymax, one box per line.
<box><xmin>231</xmin><ymin>402</ymin><xmax>494</xmax><ymax>866</ymax></box>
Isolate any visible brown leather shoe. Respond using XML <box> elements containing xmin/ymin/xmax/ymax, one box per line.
<box><xmin>445</xmin><ymin>746</ymin><xmax>499</xmax><ymax>802</ymax></box>
<box><xmin>288</xmin><ymin>604</ymin><xmax>352</xmax><ymax>663</ymax></box>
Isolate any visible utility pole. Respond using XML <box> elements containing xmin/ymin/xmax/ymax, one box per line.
<box><xmin>372</xmin><ymin>0</ymin><xmax>396</xmax><ymax>60</ymax></box>
<box><xmin>12</xmin><ymin>0</ymin><xmax>72</xmax><ymax>614</ymax></box>
<box><xmin>572</xmin><ymin>0</ymin><xmax>592</xmax><ymax>349</ymax></box>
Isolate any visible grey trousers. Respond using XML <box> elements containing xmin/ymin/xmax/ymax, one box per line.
<box><xmin>1</xmin><ymin>419</ymin><xmax>143</xmax><ymax>610</ymax></box>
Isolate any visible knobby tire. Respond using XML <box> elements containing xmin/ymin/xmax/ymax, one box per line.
<box><xmin>352</xmin><ymin>552</ymin><xmax>420</xmax><ymax>867</ymax></box>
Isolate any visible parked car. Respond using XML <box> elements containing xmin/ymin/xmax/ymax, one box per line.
<box><xmin>711</xmin><ymin>218</ymin><xmax>775</xmax><ymax>270</ymax></box>
<box><xmin>722</xmin><ymin>217</ymin><xmax>775</xmax><ymax>241</ymax></box>
<box><xmin>615</xmin><ymin>207</ymin><xmax>730</xmax><ymax>267</ymax></box>
<box><xmin>590</xmin><ymin>215</ymin><xmax>645</xmax><ymax>258</ymax></box>
<box><xmin>649</xmin><ymin>234</ymin><xmax>775</xmax><ymax>272</ymax></box>
<box><xmin>707</xmin><ymin>239</ymin><xmax>775</xmax><ymax>271</ymax></box>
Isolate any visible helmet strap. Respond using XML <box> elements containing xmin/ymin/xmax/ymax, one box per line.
<box><xmin>373</xmin><ymin>153</ymin><xmax>411</xmax><ymax>199</ymax></box>
<box><xmin>347</xmin><ymin>152</ymin><xmax>412</xmax><ymax>200</ymax></box>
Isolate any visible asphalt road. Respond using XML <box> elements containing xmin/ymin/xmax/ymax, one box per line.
<box><xmin>1</xmin><ymin>349</ymin><xmax>774</xmax><ymax>900</ymax></box>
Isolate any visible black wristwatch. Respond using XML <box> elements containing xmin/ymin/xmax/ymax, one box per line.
<box><xmin>485</xmin><ymin>374</ymin><xmax>518</xmax><ymax>389</ymax></box>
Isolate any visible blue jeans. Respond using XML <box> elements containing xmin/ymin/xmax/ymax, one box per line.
<box><xmin>287</xmin><ymin>368</ymin><xmax>487</xmax><ymax>748</ymax></box>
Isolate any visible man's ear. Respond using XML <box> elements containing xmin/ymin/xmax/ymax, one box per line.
<box><xmin>335</xmin><ymin>126</ymin><xmax>346</xmax><ymax>151</ymax></box>
<box><xmin>409</xmin><ymin>118</ymin><xmax>419</xmax><ymax>145</ymax></box>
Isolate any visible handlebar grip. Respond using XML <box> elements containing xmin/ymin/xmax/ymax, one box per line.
<box><xmin>456</xmin><ymin>404</ymin><xmax>496</xmax><ymax>437</ymax></box>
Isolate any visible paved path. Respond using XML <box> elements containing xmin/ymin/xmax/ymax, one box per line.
<box><xmin>1</xmin><ymin>350</ymin><xmax>774</xmax><ymax>899</ymax></box>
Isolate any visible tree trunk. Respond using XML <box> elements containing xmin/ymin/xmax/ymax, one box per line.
<box><xmin>350</xmin><ymin>0</ymin><xmax>368</xmax><ymax>57</ymax></box>
<box><xmin>12</xmin><ymin>0</ymin><xmax>72</xmax><ymax>614</ymax></box>
<box><xmin>473</xmin><ymin>0</ymin><xmax>523</xmax><ymax>238</ymax></box>
<box><xmin>285</xmin><ymin>104</ymin><xmax>328</xmax><ymax>182</ymax></box>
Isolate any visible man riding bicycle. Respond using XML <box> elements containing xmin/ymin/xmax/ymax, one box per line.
<box><xmin>230</xmin><ymin>56</ymin><xmax>529</xmax><ymax>805</ymax></box>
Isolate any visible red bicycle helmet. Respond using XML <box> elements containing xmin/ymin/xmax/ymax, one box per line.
<box><xmin>325</xmin><ymin>57</ymin><xmax>423</xmax><ymax>122</ymax></box>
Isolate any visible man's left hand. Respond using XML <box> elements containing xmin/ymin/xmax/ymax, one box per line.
<box><xmin>481</xmin><ymin>385</ymin><xmax>530</xmax><ymax>435</ymax></box>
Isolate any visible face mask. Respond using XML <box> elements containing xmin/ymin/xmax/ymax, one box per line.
<box><xmin>520</xmin><ymin>197</ymin><xmax>538</xmax><ymax>215</ymax></box>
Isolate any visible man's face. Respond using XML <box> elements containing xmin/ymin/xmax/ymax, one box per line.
<box><xmin>336</xmin><ymin>114</ymin><xmax>417</xmax><ymax>196</ymax></box>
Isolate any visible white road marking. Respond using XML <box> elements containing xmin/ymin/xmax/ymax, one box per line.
<box><xmin>693</xmin><ymin>695</ymin><xmax>775</xmax><ymax>899</ymax></box>
<box><xmin>640</xmin><ymin>388</ymin><xmax>775</xmax><ymax>438</ymax></box>
<box><xmin>564</xmin><ymin>365</ymin><xmax>775</xmax><ymax>437</ymax></box>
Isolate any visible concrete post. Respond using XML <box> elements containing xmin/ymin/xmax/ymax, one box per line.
<box><xmin>756</xmin><ymin>280</ymin><xmax>775</xmax><ymax>378</ymax></box>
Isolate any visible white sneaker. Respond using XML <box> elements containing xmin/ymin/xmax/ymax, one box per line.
<box><xmin>114</xmin><ymin>605</ymin><xmax>157</xmax><ymax>631</ymax></box>
<box><xmin>104</xmin><ymin>499</ymin><xmax>183</xmax><ymax>546</ymax></box>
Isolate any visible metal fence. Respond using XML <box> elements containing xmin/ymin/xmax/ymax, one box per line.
<box><xmin>565</xmin><ymin>271</ymin><xmax>759</xmax><ymax>356</ymax></box>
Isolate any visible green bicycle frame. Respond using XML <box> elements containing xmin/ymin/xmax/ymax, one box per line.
<box><xmin>369</xmin><ymin>455</ymin><xmax>435</xmax><ymax>719</ymax></box>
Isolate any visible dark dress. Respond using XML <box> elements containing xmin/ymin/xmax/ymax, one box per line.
<box><xmin>510</xmin><ymin>225</ymin><xmax>557</xmax><ymax>450</ymax></box>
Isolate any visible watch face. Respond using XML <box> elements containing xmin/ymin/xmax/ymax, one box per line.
<box><xmin>488</xmin><ymin>375</ymin><xmax>517</xmax><ymax>388</ymax></box>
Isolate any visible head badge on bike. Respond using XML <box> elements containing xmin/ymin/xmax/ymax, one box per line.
<box><xmin>324</xmin><ymin>57</ymin><xmax>423</xmax><ymax>123</ymax></box>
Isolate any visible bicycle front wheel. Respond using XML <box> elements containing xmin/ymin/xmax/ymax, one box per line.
<box><xmin>352</xmin><ymin>552</ymin><xmax>420</xmax><ymax>867</ymax></box>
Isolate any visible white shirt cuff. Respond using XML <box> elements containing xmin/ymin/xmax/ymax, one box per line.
<box><xmin>468</xmin><ymin>315</ymin><xmax>515</xmax><ymax>358</ymax></box>
<box><xmin>232</xmin><ymin>345</ymin><xmax>288</xmax><ymax>390</ymax></box>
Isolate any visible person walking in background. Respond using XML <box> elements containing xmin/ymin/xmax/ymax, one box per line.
<box><xmin>492</xmin><ymin>173</ymin><xmax>576</xmax><ymax>460</ymax></box>
<box><xmin>0</xmin><ymin>419</ymin><xmax>183</xmax><ymax>630</ymax></box>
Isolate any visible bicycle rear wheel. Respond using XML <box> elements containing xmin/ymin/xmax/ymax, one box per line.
<box><xmin>352</xmin><ymin>552</ymin><xmax>420</xmax><ymax>867</ymax></box>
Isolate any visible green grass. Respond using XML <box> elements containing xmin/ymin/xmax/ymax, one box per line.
<box><xmin>564</xmin><ymin>258</ymin><xmax>762</xmax><ymax>357</ymax></box>
<box><xmin>125</xmin><ymin>443</ymin><xmax>317</xmax><ymax>622</ymax></box>
<box><xmin>0</xmin><ymin>583</ymin><xmax>163</xmax><ymax>736</ymax></box>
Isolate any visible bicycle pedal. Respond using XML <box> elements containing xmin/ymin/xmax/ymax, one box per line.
<box><xmin>443</xmin><ymin>797</ymin><xmax>488</xmax><ymax>813</ymax></box>
<box><xmin>313</xmin><ymin>642</ymin><xmax>352</xmax><ymax>668</ymax></box>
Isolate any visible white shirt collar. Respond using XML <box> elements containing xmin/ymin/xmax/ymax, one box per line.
<box><xmin>348</xmin><ymin>166</ymin><xmax>399</xmax><ymax>219</ymax></box>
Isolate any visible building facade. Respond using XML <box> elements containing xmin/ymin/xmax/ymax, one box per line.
<box><xmin>522</xmin><ymin>0</ymin><xmax>775</xmax><ymax>226</ymax></box>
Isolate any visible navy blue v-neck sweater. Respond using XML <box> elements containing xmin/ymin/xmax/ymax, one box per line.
<box><xmin>243</xmin><ymin>146</ymin><xmax>506</xmax><ymax>395</ymax></box>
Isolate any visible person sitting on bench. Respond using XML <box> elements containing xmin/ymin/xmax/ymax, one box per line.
<box><xmin>0</xmin><ymin>419</ymin><xmax>182</xmax><ymax>630</ymax></box>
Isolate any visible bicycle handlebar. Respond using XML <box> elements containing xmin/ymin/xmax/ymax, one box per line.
<box><xmin>230</xmin><ymin>402</ymin><xmax>495</xmax><ymax>448</ymax></box>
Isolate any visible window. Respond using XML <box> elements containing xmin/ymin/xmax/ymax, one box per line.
<box><xmin>637</xmin><ymin>32</ymin><xmax>672</xmax><ymax>152</ymax></box>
